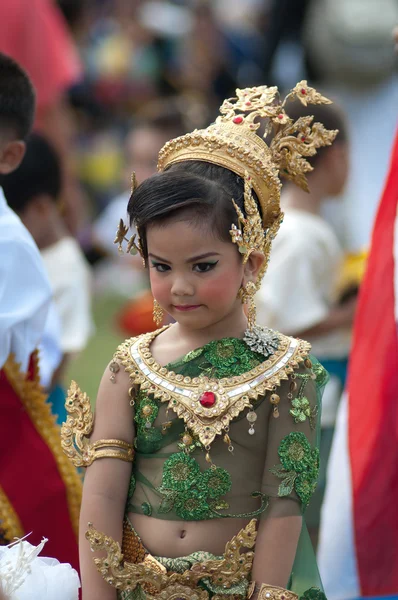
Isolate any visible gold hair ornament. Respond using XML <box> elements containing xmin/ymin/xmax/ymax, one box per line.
<box><xmin>113</xmin><ymin>171</ymin><xmax>144</xmax><ymax>258</ymax></box>
<box><xmin>61</xmin><ymin>381</ymin><xmax>134</xmax><ymax>467</ymax></box>
<box><xmin>114</xmin><ymin>219</ymin><xmax>143</xmax><ymax>258</ymax></box>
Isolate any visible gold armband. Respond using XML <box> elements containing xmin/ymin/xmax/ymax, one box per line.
<box><xmin>61</xmin><ymin>381</ymin><xmax>134</xmax><ymax>467</ymax></box>
<box><xmin>248</xmin><ymin>583</ymin><xmax>298</xmax><ymax>600</ymax></box>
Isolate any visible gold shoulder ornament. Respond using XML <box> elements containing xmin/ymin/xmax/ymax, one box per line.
<box><xmin>61</xmin><ymin>381</ymin><xmax>134</xmax><ymax>467</ymax></box>
<box><xmin>115</xmin><ymin>326</ymin><xmax>311</xmax><ymax>452</ymax></box>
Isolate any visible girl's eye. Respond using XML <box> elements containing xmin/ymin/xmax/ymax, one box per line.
<box><xmin>193</xmin><ymin>261</ymin><xmax>218</xmax><ymax>273</ymax></box>
<box><xmin>151</xmin><ymin>262</ymin><xmax>170</xmax><ymax>273</ymax></box>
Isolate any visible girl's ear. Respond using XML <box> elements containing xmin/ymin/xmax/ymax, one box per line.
<box><xmin>242</xmin><ymin>250</ymin><xmax>265</xmax><ymax>286</ymax></box>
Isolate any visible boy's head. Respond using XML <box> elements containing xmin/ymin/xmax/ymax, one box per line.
<box><xmin>0</xmin><ymin>53</ymin><xmax>36</xmax><ymax>174</ymax></box>
<box><xmin>285</xmin><ymin>99</ymin><xmax>349</xmax><ymax>197</ymax></box>
<box><xmin>0</xmin><ymin>133</ymin><xmax>62</xmax><ymax>248</ymax></box>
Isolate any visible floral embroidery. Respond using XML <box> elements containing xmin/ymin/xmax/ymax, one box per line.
<box><xmin>312</xmin><ymin>362</ymin><xmax>329</xmax><ymax>387</ymax></box>
<box><xmin>174</xmin><ymin>488</ymin><xmax>210</xmax><ymax>521</ymax></box>
<box><xmin>157</xmin><ymin>452</ymin><xmax>232</xmax><ymax>520</ymax></box>
<box><xmin>270</xmin><ymin>432</ymin><xmax>319</xmax><ymax>507</ymax></box>
<box><xmin>290</xmin><ymin>396</ymin><xmax>317</xmax><ymax>430</ymax></box>
<box><xmin>299</xmin><ymin>587</ymin><xmax>327</xmax><ymax>600</ymax></box>
<box><xmin>202</xmin><ymin>338</ymin><xmax>263</xmax><ymax>378</ymax></box>
<box><xmin>199</xmin><ymin>466</ymin><xmax>232</xmax><ymax>499</ymax></box>
<box><xmin>182</xmin><ymin>348</ymin><xmax>204</xmax><ymax>363</ymax></box>
<box><xmin>162</xmin><ymin>453</ymin><xmax>200</xmax><ymax>492</ymax></box>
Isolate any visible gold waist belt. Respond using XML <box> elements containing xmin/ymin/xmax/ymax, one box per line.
<box><xmin>86</xmin><ymin>518</ymin><xmax>258</xmax><ymax>599</ymax></box>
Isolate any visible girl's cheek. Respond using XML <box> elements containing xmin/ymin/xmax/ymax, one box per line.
<box><xmin>198</xmin><ymin>273</ymin><xmax>240</xmax><ymax>303</ymax></box>
<box><xmin>149</xmin><ymin>273</ymin><xmax>169</xmax><ymax>303</ymax></box>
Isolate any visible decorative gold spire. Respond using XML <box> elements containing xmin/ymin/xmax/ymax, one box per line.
<box><xmin>158</xmin><ymin>80</ymin><xmax>338</xmax><ymax>231</ymax></box>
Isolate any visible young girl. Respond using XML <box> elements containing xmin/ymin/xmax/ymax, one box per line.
<box><xmin>62</xmin><ymin>82</ymin><xmax>336</xmax><ymax>600</ymax></box>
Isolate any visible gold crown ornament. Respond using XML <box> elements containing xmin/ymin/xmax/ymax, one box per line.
<box><xmin>119</xmin><ymin>81</ymin><xmax>337</xmax><ymax>284</ymax></box>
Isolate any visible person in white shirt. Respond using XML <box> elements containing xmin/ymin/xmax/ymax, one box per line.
<box><xmin>1</xmin><ymin>132</ymin><xmax>94</xmax><ymax>423</ymax></box>
<box><xmin>256</xmin><ymin>100</ymin><xmax>356</xmax><ymax>542</ymax></box>
<box><xmin>0</xmin><ymin>52</ymin><xmax>81</xmax><ymax>581</ymax></box>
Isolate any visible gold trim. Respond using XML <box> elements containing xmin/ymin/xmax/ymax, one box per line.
<box><xmin>253</xmin><ymin>583</ymin><xmax>298</xmax><ymax>600</ymax></box>
<box><xmin>116</xmin><ymin>327</ymin><xmax>311</xmax><ymax>447</ymax></box>
<box><xmin>3</xmin><ymin>351</ymin><xmax>82</xmax><ymax>539</ymax></box>
<box><xmin>86</xmin><ymin>518</ymin><xmax>257</xmax><ymax>595</ymax></box>
<box><xmin>62</xmin><ymin>381</ymin><xmax>135</xmax><ymax>467</ymax></box>
<box><xmin>0</xmin><ymin>485</ymin><xmax>24</xmax><ymax>542</ymax></box>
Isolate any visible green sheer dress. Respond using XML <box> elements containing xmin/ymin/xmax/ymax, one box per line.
<box><xmin>116</xmin><ymin>331</ymin><xmax>328</xmax><ymax>599</ymax></box>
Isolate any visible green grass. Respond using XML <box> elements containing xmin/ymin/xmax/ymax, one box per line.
<box><xmin>64</xmin><ymin>294</ymin><xmax>127</xmax><ymax>404</ymax></box>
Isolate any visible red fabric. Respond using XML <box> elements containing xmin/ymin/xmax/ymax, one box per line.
<box><xmin>0</xmin><ymin>0</ymin><xmax>81</xmax><ymax>113</ymax></box>
<box><xmin>0</xmin><ymin>358</ymin><xmax>79</xmax><ymax>572</ymax></box>
<box><xmin>348</xmin><ymin>130</ymin><xmax>398</xmax><ymax>596</ymax></box>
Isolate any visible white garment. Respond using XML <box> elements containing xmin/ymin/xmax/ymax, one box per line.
<box><xmin>41</xmin><ymin>237</ymin><xmax>94</xmax><ymax>354</ymax></box>
<box><xmin>0</xmin><ymin>538</ymin><xmax>80</xmax><ymax>600</ymax></box>
<box><xmin>0</xmin><ymin>188</ymin><xmax>52</xmax><ymax>372</ymax></box>
<box><xmin>256</xmin><ymin>208</ymin><xmax>350</xmax><ymax>359</ymax></box>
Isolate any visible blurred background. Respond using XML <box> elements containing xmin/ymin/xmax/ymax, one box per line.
<box><xmin>1</xmin><ymin>0</ymin><xmax>397</xmax><ymax>558</ymax></box>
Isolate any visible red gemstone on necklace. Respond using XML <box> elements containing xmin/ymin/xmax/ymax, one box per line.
<box><xmin>233</xmin><ymin>116</ymin><xmax>243</xmax><ymax>124</ymax></box>
<box><xmin>200</xmin><ymin>392</ymin><xmax>216</xmax><ymax>408</ymax></box>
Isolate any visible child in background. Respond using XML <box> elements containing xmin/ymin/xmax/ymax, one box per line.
<box><xmin>1</xmin><ymin>133</ymin><xmax>94</xmax><ymax>423</ymax></box>
<box><xmin>63</xmin><ymin>82</ymin><xmax>336</xmax><ymax>600</ymax></box>
<box><xmin>256</xmin><ymin>101</ymin><xmax>354</xmax><ymax>542</ymax></box>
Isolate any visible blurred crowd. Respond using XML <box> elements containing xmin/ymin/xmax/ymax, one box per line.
<box><xmin>0</xmin><ymin>0</ymin><xmax>397</xmax><ymax>579</ymax></box>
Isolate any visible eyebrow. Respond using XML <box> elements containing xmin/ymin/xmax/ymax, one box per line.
<box><xmin>149</xmin><ymin>252</ymin><xmax>221</xmax><ymax>264</ymax></box>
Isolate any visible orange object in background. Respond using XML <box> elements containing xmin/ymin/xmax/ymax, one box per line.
<box><xmin>117</xmin><ymin>291</ymin><xmax>159</xmax><ymax>336</ymax></box>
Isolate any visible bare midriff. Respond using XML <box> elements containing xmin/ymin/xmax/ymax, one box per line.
<box><xmin>128</xmin><ymin>512</ymin><xmax>252</xmax><ymax>558</ymax></box>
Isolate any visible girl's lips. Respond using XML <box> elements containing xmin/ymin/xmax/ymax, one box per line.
<box><xmin>173</xmin><ymin>304</ymin><xmax>201</xmax><ymax>311</ymax></box>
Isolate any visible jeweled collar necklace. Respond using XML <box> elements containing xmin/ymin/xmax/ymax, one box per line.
<box><xmin>116</xmin><ymin>326</ymin><xmax>311</xmax><ymax>449</ymax></box>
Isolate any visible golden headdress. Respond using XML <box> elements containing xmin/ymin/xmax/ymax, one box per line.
<box><xmin>116</xmin><ymin>81</ymin><xmax>337</xmax><ymax>285</ymax></box>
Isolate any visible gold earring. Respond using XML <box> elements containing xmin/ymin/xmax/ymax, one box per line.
<box><xmin>241</xmin><ymin>281</ymin><xmax>257</xmax><ymax>330</ymax></box>
<box><xmin>153</xmin><ymin>300</ymin><xmax>164</xmax><ymax>327</ymax></box>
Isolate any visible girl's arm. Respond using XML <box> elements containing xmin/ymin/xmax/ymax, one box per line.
<box><xmin>79</xmin><ymin>363</ymin><xmax>134</xmax><ymax>600</ymax></box>
<box><xmin>250</xmin><ymin>360</ymin><xmax>323</xmax><ymax>598</ymax></box>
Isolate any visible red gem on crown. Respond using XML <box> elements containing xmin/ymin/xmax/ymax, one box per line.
<box><xmin>301</xmin><ymin>88</ymin><xmax>307</xmax><ymax>95</ymax></box>
<box><xmin>233</xmin><ymin>116</ymin><xmax>244</xmax><ymax>124</ymax></box>
<box><xmin>200</xmin><ymin>392</ymin><xmax>216</xmax><ymax>408</ymax></box>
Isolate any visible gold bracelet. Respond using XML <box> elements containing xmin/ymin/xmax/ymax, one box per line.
<box><xmin>249</xmin><ymin>583</ymin><xmax>298</xmax><ymax>600</ymax></box>
<box><xmin>83</xmin><ymin>439</ymin><xmax>135</xmax><ymax>466</ymax></box>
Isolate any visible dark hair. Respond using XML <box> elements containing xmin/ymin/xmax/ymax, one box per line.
<box><xmin>127</xmin><ymin>161</ymin><xmax>256</xmax><ymax>259</ymax></box>
<box><xmin>0</xmin><ymin>133</ymin><xmax>62</xmax><ymax>212</ymax></box>
<box><xmin>0</xmin><ymin>53</ymin><xmax>36</xmax><ymax>140</ymax></box>
<box><xmin>284</xmin><ymin>99</ymin><xmax>348</xmax><ymax>167</ymax></box>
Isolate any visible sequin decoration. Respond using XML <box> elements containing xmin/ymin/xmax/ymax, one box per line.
<box><xmin>202</xmin><ymin>338</ymin><xmax>263</xmax><ymax>378</ymax></box>
<box><xmin>243</xmin><ymin>325</ymin><xmax>280</xmax><ymax>358</ymax></box>
<box><xmin>270</xmin><ymin>432</ymin><xmax>319</xmax><ymax>507</ymax></box>
<box><xmin>299</xmin><ymin>588</ymin><xmax>327</xmax><ymax>600</ymax></box>
<box><xmin>157</xmin><ymin>452</ymin><xmax>232</xmax><ymax>520</ymax></box>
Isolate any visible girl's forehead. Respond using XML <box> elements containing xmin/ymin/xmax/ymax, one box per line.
<box><xmin>146</xmin><ymin>220</ymin><xmax>234</xmax><ymax>259</ymax></box>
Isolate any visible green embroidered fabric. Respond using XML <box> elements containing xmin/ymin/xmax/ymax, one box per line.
<box><xmin>125</xmin><ymin>335</ymin><xmax>328</xmax><ymax>522</ymax></box>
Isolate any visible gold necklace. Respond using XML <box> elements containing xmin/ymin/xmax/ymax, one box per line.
<box><xmin>116</xmin><ymin>326</ymin><xmax>311</xmax><ymax>449</ymax></box>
